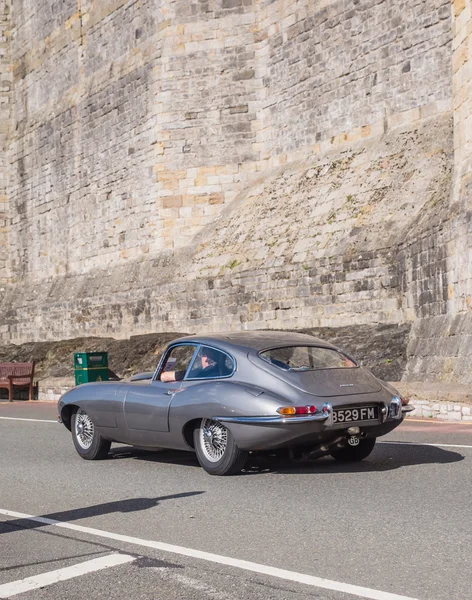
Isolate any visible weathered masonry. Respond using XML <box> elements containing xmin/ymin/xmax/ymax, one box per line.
<box><xmin>0</xmin><ymin>0</ymin><xmax>471</xmax><ymax>385</ymax></box>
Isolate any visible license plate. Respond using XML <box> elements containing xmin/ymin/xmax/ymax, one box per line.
<box><xmin>332</xmin><ymin>406</ymin><xmax>378</xmax><ymax>423</ymax></box>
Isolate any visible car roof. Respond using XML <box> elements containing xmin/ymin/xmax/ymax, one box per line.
<box><xmin>170</xmin><ymin>331</ymin><xmax>337</xmax><ymax>353</ymax></box>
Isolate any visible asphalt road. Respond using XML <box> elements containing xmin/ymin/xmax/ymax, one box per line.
<box><xmin>1</xmin><ymin>402</ymin><xmax>471</xmax><ymax>600</ymax></box>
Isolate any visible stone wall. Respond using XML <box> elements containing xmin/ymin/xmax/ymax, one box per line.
<box><xmin>7</xmin><ymin>0</ymin><xmax>261</xmax><ymax>283</ymax></box>
<box><xmin>450</xmin><ymin>0</ymin><xmax>472</xmax><ymax>325</ymax></box>
<box><xmin>452</xmin><ymin>0</ymin><xmax>472</xmax><ymax>199</ymax></box>
<box><xmin>0</xmin><ymin>0</ymin><xmax>10</xmax><ymax>288</ymax></box>
<box><xmin>4</xmin><ymin>0</ymin><xmax>452</xmax><ymax>283</ymax></box>
<box><xmin>0</xmin><ymin>114</ymin><xmax>454</xmax><ymax>344</ymax></box>
<box><xmin>400</xmin><ymin>0</ymin><xmax>472</xmax><ymax>385</ymax></box>
<box><xmin>3</xmin><ymin>0</ymin><xmax>472</xmax><ymax>387</ymax></box>
<box><xmin>257</xmin><ymin>0</ymin><xmax>451</xmax><ymax>160</ymax></box>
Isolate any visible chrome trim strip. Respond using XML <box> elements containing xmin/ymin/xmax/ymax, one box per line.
<box><xmin>212</xmin><ymin>414</ymin><xmax>330</xmax><ymax>424</ymax></box>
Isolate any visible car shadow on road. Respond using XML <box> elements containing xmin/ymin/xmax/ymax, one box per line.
<box><xmin>243</xmin><ymin>443</ymin><xmax>465</xmax><ymax>475</ymax></box>
<box><xmin>106</xmin><ymin>442</ymin><xmax>464</xmax><ymax>475</ymax></box>
<box><xmin>110</xmin><ymin>445</ymin><xmax>202</xmax><ymax>468</ymax></box>
<box><xmin>1</xmin><ymin>491</ymin><xmax>205</xmax><ymax>533</ymax></box>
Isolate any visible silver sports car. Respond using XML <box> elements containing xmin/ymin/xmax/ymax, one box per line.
<box><xmin>58</xmin><ymin>331</ymin><xmax>413</xmax><ymax>475</ymax></box>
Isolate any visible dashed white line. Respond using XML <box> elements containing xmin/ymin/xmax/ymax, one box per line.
<box><xmin>0</xmin><ymin>416</ymin><xmax>57</xmax><ymax>423</ymax></box>
<box><xmin>0</xmin><ymin>508</ymin><xmax>418</xmax><ymax>600</ymax></box>
<box><xmin>0</xmin><ymin>553</ymin><xmax>135</xmax><ymax>598</ymax></box>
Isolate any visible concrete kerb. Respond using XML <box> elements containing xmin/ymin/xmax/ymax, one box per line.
<box><xmin>395</xmin><ymin>382</ymin><xmax>472</xmax><ymax>422</ymax></box>
<box><xmin>405</xmin><ymin>401</ymin><xmax>472</xmax><ymax>422</ymax></box>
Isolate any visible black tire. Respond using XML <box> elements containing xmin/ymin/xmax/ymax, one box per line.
<box><xmin>194</xmin><ymin>418</ymin><xmax>248</xmax><ymax>476</ymax></box>
<box><xmin>71</xmin><ymin>408</ymin><xmax>111</xmax><ymax>460</ymax></box>
<box><xmin>330</xmin><ymin>437</ymin><xmax>376</xmax><ymax>462</ymax></box>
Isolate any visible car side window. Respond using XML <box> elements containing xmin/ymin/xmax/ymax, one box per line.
<box><xmin>158</xmin><ymin>345</ymin><xmax>196</xmax><ymax>381</ymax></box>
<box><xmin>187</xmin><ymin>346</ymin><xmax>234</xmax><ymax>380</ymax></box>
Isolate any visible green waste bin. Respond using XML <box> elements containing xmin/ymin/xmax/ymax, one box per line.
<box><xmin>74</xmin><ymin>352</ymin><xmax>109</xmax><ymax>385</ymax></box>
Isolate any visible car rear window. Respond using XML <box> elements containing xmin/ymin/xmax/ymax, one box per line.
<box><xmin>259</xmin><ymin>346</ymin><xmax>357</xmax><ymax>371</ymax></box>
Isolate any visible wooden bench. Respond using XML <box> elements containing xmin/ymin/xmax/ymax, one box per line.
<box><xmin>0</xmin><ymin>362</ymin><xmax>35</xmax><ymax>402</ymax></box>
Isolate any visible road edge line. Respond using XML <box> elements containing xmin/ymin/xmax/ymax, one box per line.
<box><xmin>0</xmin><ymin>417</ymin><xmax>57</xmax><ymax>423</ymax></box>
<box><xmin>0</xmin><ymin>553</ymin><xmax>135</xmax><ymax>598</ymax></box>
<box><xmin>0</xmin><ymin>508</ymin><xmax>419</xmax><ymax>600</ymax></box>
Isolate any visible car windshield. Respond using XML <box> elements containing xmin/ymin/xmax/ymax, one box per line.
<box><xmin>259</xmin><ymin>346</ymin><xmax>357</xmax><ymax>371</ymax></box>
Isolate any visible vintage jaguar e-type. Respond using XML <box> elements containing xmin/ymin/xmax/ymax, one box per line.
<box><xmin>58</xmin><ymin>331</ymin><xmax>413</xmax><ymax>475</ymax></box>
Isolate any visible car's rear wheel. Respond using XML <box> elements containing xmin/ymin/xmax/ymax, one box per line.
<box><xmin>71</xmin><ymin>408</ymin><xmax>111</xmax><ymax>460</ymax></box>
<box><xmin>194</xmin><ymin>418</ymin><xmax>248</xmax><ymax>475</ymax></box>
<box><xmin>330</xmin><ymin>437</ymin><xmax>376</xmax><ymax>462</ymax></box>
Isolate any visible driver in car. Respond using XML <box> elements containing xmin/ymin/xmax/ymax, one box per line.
<box><xmin>160</xmin><ymin>348</ymin><xmax>221</xmax><ymax>382</ymax></box>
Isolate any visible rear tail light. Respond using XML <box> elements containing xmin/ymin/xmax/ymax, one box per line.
<box><xmin>277</xmin><ymin>405</ymin><xmax>316</xmax><ymax>416</ymax></box>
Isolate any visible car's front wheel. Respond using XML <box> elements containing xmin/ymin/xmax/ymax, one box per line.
<box><xmin>194</xmin><ymin>418</ymin><xmax>248</xmax><ymax>475</ymax></box>
<box><xmin>330</xmin><ymin>437</ymin><xmax>376</xmax><ymax>462</ymax></box>
<box><xmin>71</xmin><ymin>408</ymin><xmax>111</xmax><ymax>460</ymax></box>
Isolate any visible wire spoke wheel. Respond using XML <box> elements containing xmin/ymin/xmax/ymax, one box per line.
<box><xmin>71</xmin><ymin>408</ymin><xmax>111</xmax><ymax>460</ymax></box>
<box><xmin>200</xmin><ymin>418</ymin><xmax>228</xmax><ymax>463</ymax></box>
<box><xmin>75</xmin><ymin>409</ymin><xmax>95</xmax><ymax>450</ymax></box>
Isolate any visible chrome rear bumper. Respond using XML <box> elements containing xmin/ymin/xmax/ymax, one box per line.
<box><xmin>214</xmin><ymin>398</ymin><xmax>413</xmax><ymax>426</ymax></box>
<box><xmin>212</xmin><ymin>413</ymin><xmax>330</xmax><ymax>424</ymax></box>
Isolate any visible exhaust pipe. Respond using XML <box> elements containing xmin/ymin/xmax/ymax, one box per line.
<box><xmin>300</xmin><ymin>436</ymin><xmax>347</xmax><ymax>461</ymax></box>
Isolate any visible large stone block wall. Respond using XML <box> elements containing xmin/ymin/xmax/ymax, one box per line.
<box><xmin>4</xmin><ymin>0</ymin><xmax>452</xmax><ymax>284</ymax></box>
<box><xmin>4</xmin><ymin>0</ymin><xmax>472</xmax><ymax>388</ymax></box>
<box><xmin>400</xmin><ymin>0</ymin><xmax>472</xmax><ymax>384</ymax></box>
<box><xmin>0</xmin><ymin>114</ymin><xmax>454</xmax><ymax>345</ymax></box>
<box><xmin>451</xmin><ymin>0</ymin><xmax>472</xmax><ymax>321</ymax></box>
<box><xmin>7</xmin><ymin>0</ymin><xmax>260</xmax><ymax>283</ymax></box>
<box><xmin>0</xmin><ymin>0</ymin><xmax>10</xmax><ymax>287</ymax></box>
<box><xmin>452</xmin><ymin>0</ymin><xmax>472</xmax><ymax>198</ymax></box>
<box><xmin>402</xmin><ymin>161</ymin><xmax>472</xmax><ymax>383</ymax></box>
<box><xmin>257</xmin><ymin>0</ymin><xmax>451</xmax><ymax>159</ymax></box>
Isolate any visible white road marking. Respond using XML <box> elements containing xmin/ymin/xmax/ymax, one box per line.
<box><xmin>0</xmin><ymin>553</ymin><xmax>135</xmax><ymax>598</ymax></box>
<box><xmin>0</xmin><ymin>509</ymin><xmax>418</xmax><ymax>600</ymax></box>
<box><xmin>379</xmin><ymin>441</ymin><xmax>472</xmax><ymax>449</ymax></box>
<box><xmin>0</xmin><ymin>416</ymin><xmax>57</xmax><ymax>423</ymax></box>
